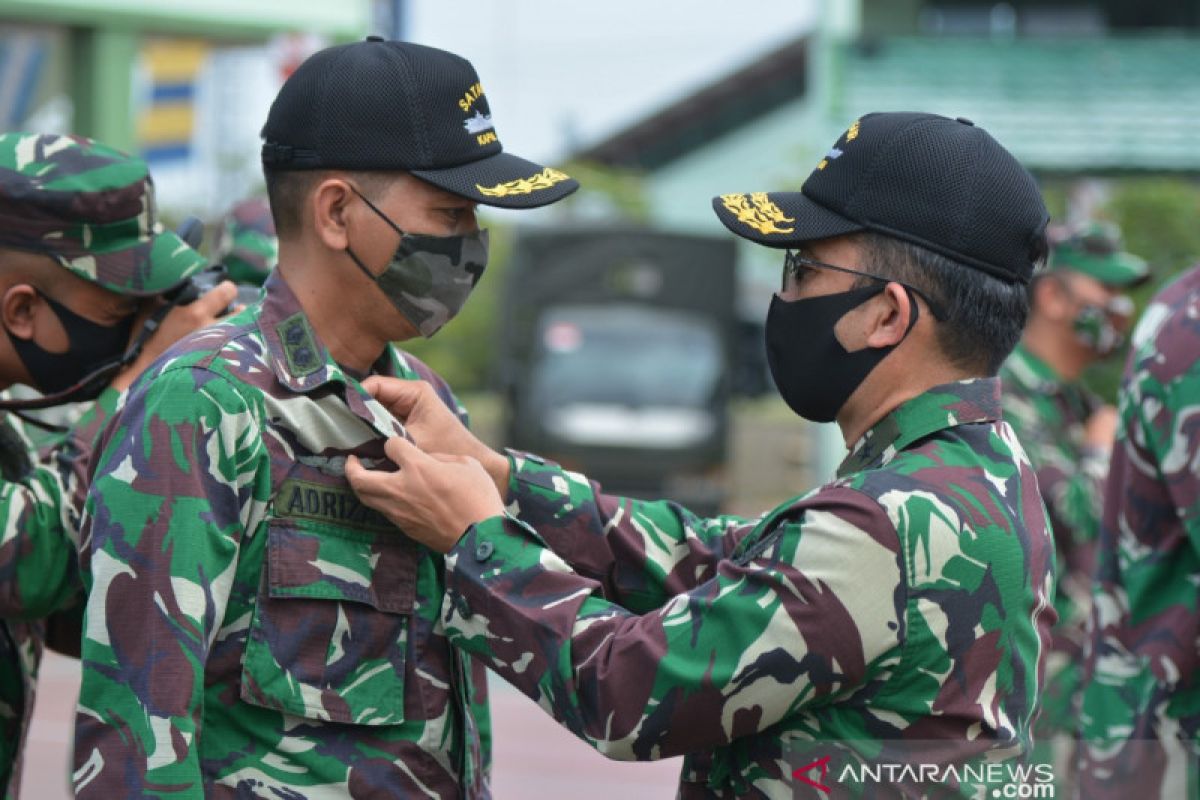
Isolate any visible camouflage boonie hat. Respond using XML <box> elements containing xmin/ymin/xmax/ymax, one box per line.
<box><xmin>0</xmin><ymin>133</ymin><xmax>206</xmax><ymax>296</ymax></box>
<box><xmin>212</xmin><ymin>196</ymin><xmax>277</xmax><ymax>286</ymax></box>
<box><xmin>1051</xmin><ymin>220</ymin><xmax>1149</xmax><ymax>288</ymax></box>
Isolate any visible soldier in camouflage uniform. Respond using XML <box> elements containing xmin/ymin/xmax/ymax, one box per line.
<box><xmin>1075</xmin><ymin>263</ymin><xmax>1200</xmax><ymax>799</ymax></box>
<box><xmin>212</xmin><ymin>196</ymin><xmax>277</xmax><ymax>287</ymax></box>
<box><xmin>347</xmin><ymin>113</ymin><xmax>1058</xmax><ymax>798</ymax></box>
<box><xmin>998</xmin><ymin>221</ymin><xmax>1147</xmax><ymax>760</ymax></box>
<box><xmin>74</xmin><ymin>39</ymin><xmax>577</xmax><ymax>798</ymax></box>
<box><xmin>0</xmin><ymin>132</ymin><xmax>231</xmax><ymax>798</ymax></box>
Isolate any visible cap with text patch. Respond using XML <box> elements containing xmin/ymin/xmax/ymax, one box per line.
<box><xmin>261</xmin><ymin>37</ymin><xmax>579</xmax><ymax>209</ymax></box>
<box><xmin>712</xmin><ymin>112</ymin><xmax>1049</xmax><ymax>284</ymax></box>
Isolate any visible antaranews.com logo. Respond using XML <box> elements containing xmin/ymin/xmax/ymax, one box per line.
<box><xmin>788</xmin><ymin>743</ymin><xmax>1057</xmax><ymax>798</ymax></box>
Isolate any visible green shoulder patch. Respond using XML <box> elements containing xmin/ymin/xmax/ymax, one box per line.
<box><xmin>276</xmin><ymin>312</ymin><xmax>322</xmax><ymax>378</ymax></box>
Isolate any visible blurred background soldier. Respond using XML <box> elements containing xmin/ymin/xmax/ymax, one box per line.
<box><xmin>1077</xmin><ymin>261</ymin><xmax>1200</xmax><ymax>800</ymax></box>
<box><xmin>74</xmin><ymin>38</ymin><xmax>576</xmax><ymax>798</ymax></box>
<box><xmin>0</xmin><ymin>132</ymin><xmax>233</xmax><ymax>798</ymax></box>
<box><xmin>998</xmin><ymin>220</ymin><xmax>1148</xmax><ymax>779</ymax></box>
<box><xmin>211</xmin><ymin>196</ymin><xmax>277</xmax><ymax>288</ymax></box>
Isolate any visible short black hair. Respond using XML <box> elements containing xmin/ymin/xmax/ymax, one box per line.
<box><xmin>851</xmin><ymin>231</ymin><xmax>1041</xmax><ymax>375</ymax></box>
<box><xmin>263</xmin><ymin>169</ymin><xmax>397</xmax><ymax>238</ymax></box>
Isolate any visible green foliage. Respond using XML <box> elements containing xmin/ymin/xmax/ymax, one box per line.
<box><xmin>1038</xmin><ymin>183</ymin><xmax>1069</xmax><ymax>223</ymax></box>
<box><xmin>1107</xmin><ymin>178</ymin><xmax>1200</xmax><ymax>281</ymax></box>
<box><xmin>555</xmin><ymin>160</ymin><xmax>651</xmax><ymax>221</ymax></box>
<box><xmin>1082</xmin><ymin>177</ymin><xmax>1200</xmax><ymax>402</ymax></box>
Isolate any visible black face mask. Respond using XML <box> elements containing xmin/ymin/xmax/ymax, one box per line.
<box><xmin>7</xmin><ymin>291</ymin><xmax>134</xmax><ymax>399</ymax></box>
<box><xmin>765</xmin><ymin>284</ymin><xmax>919</xmax><ymax>423</ymax></box>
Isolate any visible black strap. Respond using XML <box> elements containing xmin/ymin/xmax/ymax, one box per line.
<box><xmin>0</xmin><ymin>300</ymin><xmax>176</xmax><ymax>412</ymax></box>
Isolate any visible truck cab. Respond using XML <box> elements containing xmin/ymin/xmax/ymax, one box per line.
<box><xmin>499</xmin><ymin>226</ymin><xmax>737</xmax><ymax>515</ymax></box>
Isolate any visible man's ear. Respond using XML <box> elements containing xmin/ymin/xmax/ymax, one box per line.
<box><xmin>1032</xmin><ymin>275</ymin><xmax>1071</xmax><ymax>322</ymax></box>
<box><xmin>1</xmin><ymin>284</ymin><xmax>39</xmax><ymax>340</ymax></box>
<box><xmin>310</xmin><ymin>178</ymin><xmax>356</xmax><ymax>252</ymax></box>
<box><xmin>863</xmin><ymin>282</ymin><xmax>914</xmax><ymax>349</ymax></box>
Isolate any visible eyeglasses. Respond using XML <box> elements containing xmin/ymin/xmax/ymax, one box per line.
<box><xmin>783</xmin><ymin>250</ymin><xmax>947</xmax><ymax>320</ymax></box>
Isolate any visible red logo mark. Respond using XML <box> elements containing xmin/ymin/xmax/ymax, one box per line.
<box><xmin>792</xmin><ymin>755</ymin><xmax>832</xmax><ymax>793</ymax></box>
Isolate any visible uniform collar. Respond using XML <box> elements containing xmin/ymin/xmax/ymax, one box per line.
<box><xmin>258</xmin><ymin>270</ymin><xmax>398</xmax><ymax>394</ymax></box>
<box><xmin>838</xmin><ymin>377</ymin><xmax>1003</xmax><ymax>477</ymax></box>
<box><xmin>256</xmin><ymin>271</ymin><xmax>407</xmax><ymax>437</ymax></box>
<box><xmin>1002</xmin><ymin>342</ymin><xmax>1065</xmax><ymax>395</ymax></box>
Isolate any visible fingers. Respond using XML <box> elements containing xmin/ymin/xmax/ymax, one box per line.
<box><xmin>345</xmin><ymin>454</ymin><xmax>388</xmax><ymax>496</ymax></box>
<box><xmin>383</xmin><ymin>435</ymin><xmax>426</xmax><ymax>468</ymax></box>
<box><xmin>345</xmin><ymin>453</ymin><xmax>366</xmax><ymax>487</ymax></box>
<box><xmin>193</xmin><ymin>280</ymin><xmax>238</xmax><ymax>318</ymax></box>
<box><xmin>430</xmin><ymin>452</ymin><xmax>476</xmax><ymax>466</ymax></box>
<box><xmin>362</xmin><ymin>377</ymin><xmax>430</xmax><ymax>416</ymax></box>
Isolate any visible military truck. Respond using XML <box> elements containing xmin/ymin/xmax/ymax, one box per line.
<box><xmin>498</xmin><ymin>226</ymin><xmax>738</xmax><ymax>515</ymax></box>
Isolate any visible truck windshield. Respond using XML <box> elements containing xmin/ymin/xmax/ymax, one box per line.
<box><xmin>531</xmin><ymin>304</ymin><xmax>723</xmax><ymax>410</ymax></box>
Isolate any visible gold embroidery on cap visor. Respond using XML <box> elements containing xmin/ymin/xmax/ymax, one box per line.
<box><xmin>719</xmin><ymin>192</ymin><xmax>795</xmax><ymax>236</ymax></box>
<box><xmin>476</xmin><ymin>167</ymin><xmax>571</xmax><ymax>198</ymax></box>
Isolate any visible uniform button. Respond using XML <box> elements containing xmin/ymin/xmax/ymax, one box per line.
<box><xmin>475</xmin><ymin>541</ymin><xmax>495</xmax><ymax>562</ymax></box>
<box><xmin>454</xmin><ymin>595</ymin><xmax>472</xmax><ymax>619</ymax></box>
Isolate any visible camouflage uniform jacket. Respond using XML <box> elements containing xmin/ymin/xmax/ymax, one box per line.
<box><xmin>1077</xmin><ymin>265</ymin><xmax>1200</xmax><ymax>799</ymax></box>
<box><xmin>0</xmin><ymin>389</ymin><xmax>119</xmax><ymax>798</ymax></box>
<box><xmin>74</xmin><ymin>272</ymin><xmax>491</xmax><ymax>799</ymax></box>
<box><xmin>441</xmin><ymin>378</ymin><xmax>1056</xmax><ymax>798</ymax></box>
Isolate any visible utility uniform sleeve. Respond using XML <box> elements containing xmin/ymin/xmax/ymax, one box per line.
<box><xmin>440</xmin><ymin>484</ymin><xmax>904</xmax><ymax>760</ymax></box>
<box><xmin>73</xmin><ymin>368</ymin><xmax>267</xmax><ymax>798</ymax></box>
<box><xmin>504</xmin><ymin>452</ymin><xmax>760</xmax><ymax>614</ymax></box>
<box><xmin>1078</xmin><ymin>325</ymin><xmax>1200</xmax><ymax>798</ymax></box>
<box><xmin>1138</xmin><ymin>376</ymin><xmax>1200</xmax><ymax>549</ymax></box>
<box><xmin>0</xmin><ymin>387</ymin><xmax>122</xmax><ymax>620</ymax></box>
<box><xmin>0</xmin><ymin>453</ymin><xmax>78</xmax><ymax>619</ymax></box>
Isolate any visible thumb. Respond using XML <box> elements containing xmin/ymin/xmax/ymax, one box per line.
<box><xmin>363</xmin><ymin>377</ymin><xmax>428</xmax><ymax>416</ymax></box>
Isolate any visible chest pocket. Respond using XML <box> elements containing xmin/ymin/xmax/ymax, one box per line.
<box><xmin>240</xmin><ymin>516</ymin><xmax>419</xmax><ymax>726</ymax></box>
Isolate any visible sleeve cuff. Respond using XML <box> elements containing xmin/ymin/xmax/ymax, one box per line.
<box><xmin>443</xmin><ymin>512</ymin><xmax>571</xmax><ymax>628</ymax></box>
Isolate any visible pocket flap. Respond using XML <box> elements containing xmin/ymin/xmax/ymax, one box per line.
<box><xmin>267</xmin><ymin>519</ymin><xmax>418</xmax><ymax>614</ymax></box>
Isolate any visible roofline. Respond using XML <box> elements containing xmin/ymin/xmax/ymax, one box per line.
<box><xmin>573</xmin><ymin>33</ymin><xmax>810</xmax><ymax>171</ymax></box>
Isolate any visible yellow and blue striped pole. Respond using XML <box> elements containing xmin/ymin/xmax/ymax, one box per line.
<box><xmin>137</xmin><ymin>38</ymin><xmax>208</xmax><ymax>163</ymax></box>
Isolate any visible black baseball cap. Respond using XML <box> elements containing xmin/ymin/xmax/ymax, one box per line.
<box><xmin>261</xmin><ymin>37</ymin><xmax>579</xmax><ymax>209</ymax></box>
<box><xmin>712</xmin><ymin>112</ymin><xmax>1049</xmax><ymax>284</ymax></box>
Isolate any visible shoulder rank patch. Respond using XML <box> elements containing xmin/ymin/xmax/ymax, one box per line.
<box><xmin>276</xmin><ymin>312</ymin><xmax>322</xmax><ymax>378</ymax></box>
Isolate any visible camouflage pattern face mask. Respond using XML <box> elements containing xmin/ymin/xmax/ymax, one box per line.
<box><xmin>1070</xmin><ymin>294</ymin><xmax>1133</xmax><ymax>357</ymax></box>
<box><xmin>345</xmin><ymin>187</ymin><xmax>488</xmax><ymax>338</ymax></box>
